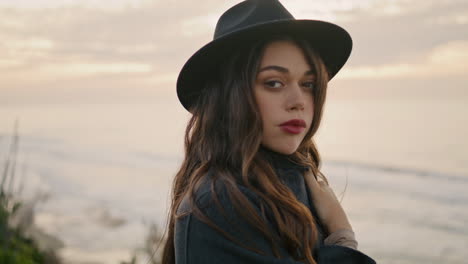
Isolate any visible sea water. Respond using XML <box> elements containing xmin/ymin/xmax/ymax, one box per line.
<box><xmin>0</xmin><ymin>98</ymin><xmax>467</xmax><ymax>264</ymax></box>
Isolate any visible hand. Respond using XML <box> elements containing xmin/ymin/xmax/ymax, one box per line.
<box><xmin>303</xmin><ymin>171</ymin><xmax>353</xmax><ymax>234</ymax></box>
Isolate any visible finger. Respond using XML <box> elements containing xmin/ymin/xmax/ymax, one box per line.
<box><xmin>322</xmin><ymin>185</ymin><xmax>339</xmax><ymax>200</ymax></box>
<box><xmin>304</xmin><ymin>172</ymin><xmax>320</xmax><ymax>190</ymax></box>
<box><xmin>318</xmin><ymin>181</ymin><xmax>327</xmax><ymax>187</ymax></box>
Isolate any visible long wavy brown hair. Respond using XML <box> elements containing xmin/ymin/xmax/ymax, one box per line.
<box><xmin>160</xmin><ymin>35</ymin><xmax>330</xmax><ymax>264</ymax></box>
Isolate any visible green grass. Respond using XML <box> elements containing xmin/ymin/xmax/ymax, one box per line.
<box><xmin>0</xmin><ymin>119</ymin><xmax>61</xmax><ymax>264</ymax></box>
<box><xmin>0</xmin><ymin>198</ymin><xmax>45</xmax><ymax>264</ymax></box>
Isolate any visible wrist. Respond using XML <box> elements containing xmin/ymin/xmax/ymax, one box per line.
<box><xmin>326</xmin><ymin>219</ymin><xmax>352</xmax><ymax>234</ymax></box>
<box><xmin>324</xmin><ymin>229</ymin><xmax>358</xmax><ymax>250</ymax></box>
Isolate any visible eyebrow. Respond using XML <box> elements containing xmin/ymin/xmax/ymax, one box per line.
<box><xmin>257</xmin><ymin>65</ymin><xmax>315</xmax><ymax>75</ymax></box>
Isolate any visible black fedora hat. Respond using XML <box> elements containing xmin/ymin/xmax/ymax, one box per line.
<box><xmin>177</xmin><ymin>0</ymin><xmax>352</xmax><ymax>112</ymax></box>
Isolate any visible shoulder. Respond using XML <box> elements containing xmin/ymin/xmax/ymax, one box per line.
<box><xmin>176</xmin><ymin>170</ymin><xmax>262</xmax><ymax>217</ymax></box>
<box><xmin>175</xmin><ymin>170</ymin><xmax>272</xmax><ymax>247</ymax></box>
<box><xmin>173</xmin><ymin>173</ymin><xmax>297</xmax><ymax>264</ymax></box>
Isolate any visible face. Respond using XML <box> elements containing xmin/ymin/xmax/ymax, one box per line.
<box><xmin>254</xmin><ymin>40</ymin><xmax>315</xmax><ymax>155</ymax></box>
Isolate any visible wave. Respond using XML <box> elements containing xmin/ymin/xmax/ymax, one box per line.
<box><xmin>325</xmin><ymin>159</ymin><xmax>468</xmax><ymax>183</ymax></box>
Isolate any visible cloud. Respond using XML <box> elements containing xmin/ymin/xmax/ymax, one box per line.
<box><xmin>340</xmin><ymin>40</ymin><xmax>468</xmax><ymax>79</ymax></box>
<box><xmin>0</xmin><ymin>0</ymin><xmax>227</xmax><ymax>86</ymax></box>
<box><xmin>0</xmin><ymin>59</ymin><xmax>23</xmax><ymax>68</ymax></box>
<box><xmin>2</xmin><ymin>0</ymin><xmax>466</xmax><ymax>73</ymax></box>
<box><xmin>180</xmin><ymin>13</ymin><xmax>220</xmax><ymax>37</ymax></box>
<box><xmin>427</xmin><ymin>13</ymin><xmax>468</xmax><ymax>25</ymax></box>
<box><xmin>40</xmin><ymin>62</ymin><xmax>152</xmax><ymax>76</ymax></box>
<box><xmin>333</xmin><ymin>0</ymin><xmax>468</xmax><ymax>67</ymax></box>
<box><xmin>1</xmin><ymin>0</ymin><xmax>467</xmax><ymax>105</ymax></box>
<box><xmin>0</xmin><ymin>0</ymin><xmax>146</xmax><ymax>9</ymax></box>
<box><xmin>284</xmin><ymin>0</ymin><xmax>378</xmax><ymax>21</ymax></box>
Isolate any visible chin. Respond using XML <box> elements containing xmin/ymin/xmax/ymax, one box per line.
<box><xmin>279</xmin><ymin>148</ymin><xmax>298</xmax><ymax>155</ymax></box>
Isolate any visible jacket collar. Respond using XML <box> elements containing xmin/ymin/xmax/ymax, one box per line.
<box><xmin>258</xmin><ymin>145</ymin><xmax>310</xmax><ymax>172</ymax></box>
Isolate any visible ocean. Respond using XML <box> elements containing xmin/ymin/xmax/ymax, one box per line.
<box><xmin>1</xmin><ymin>98</ymin><xmax>467</xmax><ymax>264</ymax></box>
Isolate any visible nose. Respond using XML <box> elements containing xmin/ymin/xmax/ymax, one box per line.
<box><xmin>286</xmin><ymin>84</ymin><xmax>305</xmax><ymax>112</ymax></box>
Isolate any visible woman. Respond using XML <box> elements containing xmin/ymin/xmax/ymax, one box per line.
<box><xmin>162</xmin><ymin>0</ymin><xmax>376</xmax><ymax>263</ymax></box>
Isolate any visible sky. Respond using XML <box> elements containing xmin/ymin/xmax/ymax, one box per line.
<box><xmin>1</xmin><ymin>0</ymin><xmax>467</xmax><ymax>105</ymax></box>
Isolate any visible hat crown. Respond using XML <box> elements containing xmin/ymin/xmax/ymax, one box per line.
<box><xmin>214</xmin><ymin>0</ymin><xmax>294</xmax><ymax>39</ymax></box>
<box><xmin>177</xmin><ymin>0</ymin><xmax>352</xmax><ymax>112</ymax></box>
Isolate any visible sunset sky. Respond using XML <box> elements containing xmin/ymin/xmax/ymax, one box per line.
<box><xmin>2</xmin><ymin>0</ymin><xmax>467</xmax><ymax>105</ymax></box>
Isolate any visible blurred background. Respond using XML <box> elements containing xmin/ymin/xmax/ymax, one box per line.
<box><xmin>1</xmin><ymin>0</ymin><xmax>467</xmax><ymax>263</ymax></box>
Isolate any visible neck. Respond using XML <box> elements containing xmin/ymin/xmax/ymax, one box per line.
<box><xmin>258</xmin><ymin>145</ymin><xmax>309</xmax><ymax>172</ymax></box>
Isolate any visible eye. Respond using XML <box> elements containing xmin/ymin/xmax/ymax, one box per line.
<box><xmin>264</xmin><ymin>80</ymin><xmax>284</xmax><ymax>89</ymax></box>
<box><xmin>302</xmin><ymin>81</ymin><xmax>315</xmax><ymax>90</ymax></box>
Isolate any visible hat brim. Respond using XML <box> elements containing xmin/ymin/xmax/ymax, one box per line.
<box><xmin>177</xmin><ymin>19</ymin><xmax>352</xmax><ymax>112</ymax></box>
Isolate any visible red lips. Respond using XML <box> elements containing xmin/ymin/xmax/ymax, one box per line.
<box><xmin>279</xmin><ymin>119</ymin><xmax>306</xmax><ymax>134</ymax></box>
<box><xmin>279</xmin><ymin>119</ymin><xmax>306</xmax><ymax>127</ymax></box>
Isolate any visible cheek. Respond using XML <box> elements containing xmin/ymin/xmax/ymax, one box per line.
<box><xmin>255</xmin><ymin>92</ymin><xmax>273</xmax><ymax>121</ymax></box>
<box><xmin>306</xmin><ymin>95</ymin><xmax>315</xmax><ymax>118</ymax></box>
<box><xmin>257</xmin><ymin>101</ymin><xmax>275</xmax><ymax>124</ymax></box>
<box><xmin>255</xmin><ymin>104</ymin><xmax>276</xmax><ymax>140</ymax></box>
